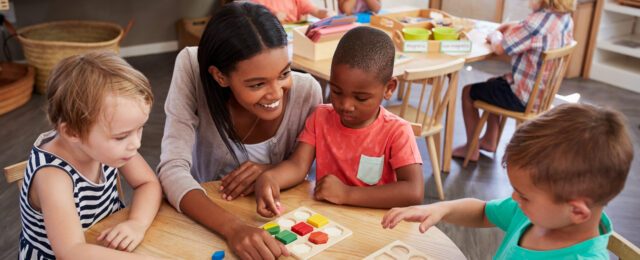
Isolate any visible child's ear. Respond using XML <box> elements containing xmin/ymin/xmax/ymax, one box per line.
<box><xmin>383</xmin><ymin>77</ymin><xmax>399</xmax><ymax>100</ymax></box>
<box><xmin>58</xmin><ymin>123</ymin><xmax>82</xmax><ymax>144</ymax></box>
<box><xmin>208</xmin><ymin>66</ymin><xmax>230</xmax><ymax>87</ymax></box>
<box><xmin>567</xmin><ymin>199</ymin><xmax>592</xmax><ymax>224</ymax></box>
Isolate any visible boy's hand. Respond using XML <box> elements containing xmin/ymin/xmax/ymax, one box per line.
<box><xmin>97</xmin><ymin>219</ymin><xmax>148</xmax><ymax>252</ymax></box>
<box><xmin>255</xmin><ymin>174</ymin><xmax>283</xmax><ymax>217</ymax></box>
<box><xmin>227</xmin><ymin>223</ymin><xmax>289</xmax><ymax>260</ymax></box>
<box><xmin>314</xmin><ymin>174</ymin><xmax>350</xmax><ymax>205</ymax></box>
<box><xmin>381</xmin><ymin>204</ymin><xmax>449</xmax><ymax>233</ymax></box>
<box><xmin>221</xmin><ymin>161</ymin><xmax>271</xmax><ymax>201</ymax></box>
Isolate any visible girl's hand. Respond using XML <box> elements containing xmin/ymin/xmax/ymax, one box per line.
<box><xmin>255</xmin><ymin>174</ymin><xmax>283</xmax><ymax>218</ymax></box>
<box><xmin>381</xmin><ymin>204</ymin><xmax>449</xmax><ymax>233</ymax></box>
<box><xmin>314</xmin><ymin>174</ymin><xmax>350</xmax><ymax>205</ymax></box>
<box><xmin>221</xmin><ymin>161</ymin><xmax>271</xmax><ymax>201</ymax></box>
<box><xmin>97</xmin><ymin>219</ymin><xmax>149</xmax><ymax>252</ymax></box>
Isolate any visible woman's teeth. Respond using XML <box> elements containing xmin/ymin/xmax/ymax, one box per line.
<box><xmin>260</xmin><ymin>100</ymin><xmax>280</xmax><ymax>108</ymax></box>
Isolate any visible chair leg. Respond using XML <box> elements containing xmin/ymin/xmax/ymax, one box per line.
<box><xmin>496</xmin><ymin>116</ymin><xmax>508</xmax><ymax>153</ymax></box>
<box><xmin>397</xmin><ymin>79</ymin><xmax>405</xmax><ymax>101</ymax></box>
<box><xmin>463</xmin><ymin>111</ymin><xmax>490</xmax><ymax>167</ymax></box>
<box><xmin>427</xmin><ymin>136</ymin><xmax>445</xmax><ymax>200</ymax></box>
<box><xmin>433</xmin><ymin>132</ymin><xmax>441</xmax><ymax>169</ymax></box>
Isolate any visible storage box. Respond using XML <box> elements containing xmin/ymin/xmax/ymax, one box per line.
<box><xmin>391</xmin><ymin>27</ymin><xmax>471</xmax><ymax>53</ymax></box>
<box><xmin>176</xmin><ymin>16</ymin><xmax>210</xmax><ymax>50</ymax></box>
<box><xmin>370</xmin><ymin>9</ymin><xmax>451</xmax><ymax>32</ymax></box>
<box><xmin>292</xmin><ymin>25</ymin><xmax>358</xmax><ymax>61</ymax></box>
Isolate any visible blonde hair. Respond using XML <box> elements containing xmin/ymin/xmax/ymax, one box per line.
<box><xmin>46</xmin><ymin>51</ymin><xmax>153</xmax><ymax>140</ymax></box>
<box><xmin>540</xmin><ymin>0</ymin><xmax>576</xmax><ymax>13</ymax></box>
<box><xmin>504</xmin><ymin>104</ymin><xmax>633</xmax><ymax>205</ymax></box>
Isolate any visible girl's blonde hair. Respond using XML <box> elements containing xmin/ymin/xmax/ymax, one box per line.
<box><xmin>46</xmin><ymin>51</ymin><xmax>153</xmax><ymax>140</ymax></box>
<box><xmin>541</xmin><ymin>0</ymin><xmax>576</xmax><ymax>13</ymax></box>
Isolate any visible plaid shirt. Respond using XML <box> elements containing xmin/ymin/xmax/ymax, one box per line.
<box><xmin>502</xmin><ymin>9</ymin><xmax>573</xmax><ymax>106</ymax></box>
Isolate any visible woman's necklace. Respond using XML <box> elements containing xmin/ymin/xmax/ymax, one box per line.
<box><xmin>241</xmin><ymin>116</ymin><xmax>260</xmax><ymax>143</ymax></box>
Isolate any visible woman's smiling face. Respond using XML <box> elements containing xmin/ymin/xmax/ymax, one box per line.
<box><xmin>213</xmin><ymin>47</ymin><xmax>292</xmax><ymax>121</ymax></box>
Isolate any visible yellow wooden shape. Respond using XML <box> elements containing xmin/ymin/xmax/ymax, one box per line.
<box><xmin>263</xmin><ymin>222</ymin><xmax>278</xmax><ymax>231</ymax></box>
<box><xmin>307</xmin><ymin>214</ymin><xmax>329</xmax><ymax>228</ymax></box>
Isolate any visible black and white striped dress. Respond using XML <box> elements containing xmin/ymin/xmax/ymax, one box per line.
<box><xmin>19</xmin><ymin>131</ymin><xmax>124</xmax><ymax>260</ymax></box>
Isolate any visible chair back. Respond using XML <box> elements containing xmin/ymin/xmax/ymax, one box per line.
<box><xmin>4</xmin><ymin>161</ymin><xmax>27</xmax><ymax>189</ymax></box>
<box><xmin>396</xmin><ymin>58</ymin><xmax>465</xmax><ymax>137</ymax></box>
<box><xmin>524</xmin><ymin>41</ymin><xmax>577</xmax><ymax>116</ymax></box>
<box><xmin>608</xmin><ymin>231</ymin><xmax>640</xmax><ymax>259</ymax></box>
<box><xmin>4</xmin><ymin>160</ymin><xmax>125</xmax><ymax>201</ymax></box>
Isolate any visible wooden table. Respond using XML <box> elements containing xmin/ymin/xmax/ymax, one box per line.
<box><xmin>86</xmin><ymin>181</ymin><xmax>466</xmax><ymax>259</ymax></box>
<box><xmin>292</xmin><ymin>20</ymin><xmax>498</xmax><ymax>172</ymax></box>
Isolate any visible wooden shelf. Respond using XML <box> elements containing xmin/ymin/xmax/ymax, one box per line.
<box><xmin>590</xmin><ymin>54</ymin><xmax>640</xmax><ymax>93</ymax></box>
<box><xmin>604</xmin><ymin>1</ymin><xmax>640</xmax><ymax>17</ymax></box>
<box><xmin>597</xmin><ymin>34</ymin><xmax>640</xmax><ymax>59</ymax></box>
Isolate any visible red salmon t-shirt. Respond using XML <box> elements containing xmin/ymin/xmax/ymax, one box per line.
<box><xmin>298</xmin><ymin>104</ymin><xmax>422</xmax><ymax>186</ymax></box>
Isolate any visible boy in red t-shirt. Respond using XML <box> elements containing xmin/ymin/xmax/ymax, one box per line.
<box><xmin>254</xmin><ymin>27</ymin><xmax>424</xmax><ymax>217</ymax></box>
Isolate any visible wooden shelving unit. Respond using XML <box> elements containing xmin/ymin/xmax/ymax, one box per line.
<box><xmin>590</xmin><ymin>0</ymin><xmax>640</xmax><ymax>93</ymax></box>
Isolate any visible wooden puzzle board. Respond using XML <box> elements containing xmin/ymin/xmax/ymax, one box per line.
<box><xmin>364</xmin><ymin>240</ymin><xmax>429</xmax><ymax>260</ymax></box>
<box><xmin>260</xmin><ymin>207</ymin><xmax>352</xmax><ymax>259</ymax></box>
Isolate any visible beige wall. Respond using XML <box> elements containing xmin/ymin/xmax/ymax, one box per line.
<box><xmin>12</xmin><ymin>0</ymin><xmax>211</xmax><ymax>47</ymax></box>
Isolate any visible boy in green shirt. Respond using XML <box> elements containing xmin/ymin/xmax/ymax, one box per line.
<box><xmin>381</xmin><ymin>103</ymin><xmax>634</xmax><ymax>259</ymax></box>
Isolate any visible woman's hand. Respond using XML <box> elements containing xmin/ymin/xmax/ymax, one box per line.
<box><xmin>227</xmin><ymin>223</ymin><xmax>289</xmax><ymax>260</ymax></box>
<box><xmin>97</xmin><ymin>219</ymin><xmax>149</xmax><ymax>252</ymax></box>
<box><xmin>220</xmin><ymin>161</ymin><xmax>272</xmax><ymax>200</ymax></box>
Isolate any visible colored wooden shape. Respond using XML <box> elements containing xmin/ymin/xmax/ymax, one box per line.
<box><xmin>275</xmin><ymin>230</ymin><xmax>298</xmax><ymax>245</ymax></box>
<box><xmin>309</xmin><ymin>231</ymin><xmax>328</xmax><ymax>244</ymax></box>
<box><xmin>263</xmin><ymin>222</ymin><xmax>280</xmax><ymax>235</ymax></box>
<box><xmin>307</xmin><ymin>213</ymin><xmax>329</xmax><ymax>228</ymax></box>
<box><xmin>291</xmin><ymin>222</ymin><xmax>313</xmax><ymax>236</ymax></box>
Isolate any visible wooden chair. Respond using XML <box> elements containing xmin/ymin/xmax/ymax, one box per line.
<box><xmin>4</xmin><ymin>160</ymin><xmax>125</xmax><ymax>201</ymax></box>
<box><xmin>609</xmin><ymin>231</ymin><xmax>640</xmax><ymax>259</ymax></box>
<box><xmin>463</xmin><ymin>41</ymin><xmax>577</xmax><ymax>167</ymax></box>
<box><xmin>324</xmin><ymin>0</ymin><xmax>339</xmax><ymax>13</ymax></box>
<box><xmin>386</xmin><ymin>58</ymin><xmax>465</xmax><ymax>200</ymax></box>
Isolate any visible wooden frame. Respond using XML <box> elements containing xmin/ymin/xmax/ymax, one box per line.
<box><xmin>386</xmin><ymin>58</ymin><xmax>465</xmax><ymax>200</ymax></box>
<box><xmin>609</xmin><ymin>231</ymin><xmax>640</xmax><ymax>259</ymax></box>
<box><xmin>463</xmin><ymin>41</ymin><xmax>577</xmax><ymax>167</ymax></box>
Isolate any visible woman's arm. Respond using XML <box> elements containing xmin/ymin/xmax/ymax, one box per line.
<box><xmin>34</xmin><ymin>168</ymin><xmax>154</xmax><ymax>259</ymax></box>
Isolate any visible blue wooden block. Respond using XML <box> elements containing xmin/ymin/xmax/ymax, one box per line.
<box><xmin>212</xmin><ymin>250</ymin><xmax>225</xmax><ymax>260</ymax></box>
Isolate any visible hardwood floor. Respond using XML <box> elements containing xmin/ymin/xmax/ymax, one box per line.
<box><xmin>1</xmin><ymin>53</ymin><xmax>638</xmax><ymax>259</ymax></box>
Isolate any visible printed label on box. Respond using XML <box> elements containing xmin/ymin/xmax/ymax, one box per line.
<box><xmin>403</xmin><ymin>41</ymin><xmax>428</xmax><ymax>53</ymax></box>
<box><xmin>440</xmin><ymin>40</ymin><xmax>472</xmax><ymax>53</ymax></box>
<box><xmin>380</xmin><ymin>18</ymin><xmax>394</xmax><ymax>29</ymax></box>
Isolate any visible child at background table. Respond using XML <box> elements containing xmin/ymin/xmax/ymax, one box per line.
<box><xmin>383</xmin><ymin>103</ymin><xmax>633</xmax><ymax>259</ymax></box>
<box><xmin>452</xmin><ymin>0</ymin><xmax>575</xmax><ymax>162</ymax></box>
<box><xmin>338</xmin><ymin>0</ymin><xmax>381</xmax><ymax>15</ymax></box>
<box><xmin>254</xmin><ymin>27</ymin><xmax>424</xmax><ymax>217</ymax></box>
<box><xmin>252</xmin><ymin>0</ymin><xmax>332</xmax><ymax>23</ymax></box>
<box><xmin>19</xmin><ymin>52</ymin><xmax>161</xmax><ymax>259</ymax></box>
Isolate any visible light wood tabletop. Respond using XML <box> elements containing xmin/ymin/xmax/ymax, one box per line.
<box><xmin>86</xmin><ymin>181</ymin><xmax>466</xmax><ymax>259</ymax></box>
<box><xmin>291</xmin><ymin>20</ymin><xmax>498</xmax><ymax>82</ymax></box>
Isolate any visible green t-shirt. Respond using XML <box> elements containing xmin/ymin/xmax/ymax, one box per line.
<box><xmin>485</xmin><ymin>198</ymin><xmax>612</xmax><ymax>260</ymax></box>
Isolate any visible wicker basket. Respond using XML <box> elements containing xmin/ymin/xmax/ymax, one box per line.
<box><xmin>0</xmin><ymin>63</ymin><xmax>35</xmax><ymax>116</ymax></box>
<box><xmin>17</xmin><ymin>21</ymin><xmax>128</xmax><ymax>94</ymax></box>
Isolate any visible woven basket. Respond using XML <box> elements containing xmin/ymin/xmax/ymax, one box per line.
<box><xmin>0</xmin><ymin>63</ymin><xmax>35</xmax><ymax>116</ymax></box>
<box><xmin>17</xmin><ymin>21</ymin><xmax>127</xmax><ymax>94</ymax></box>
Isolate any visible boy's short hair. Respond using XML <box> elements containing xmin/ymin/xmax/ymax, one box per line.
<box><xmin>332</xmin><ymin>26</ymin><xmax>395</xmax><ymax>84</ymax></box>
<box><xmin>46</xmin><ymin>51</ymin><xmax>153</xmax><ymax>140</ymax></box>
<box><xmin>504</xmin><ymin>103</ymin><xmax>633</xmax><ymax>205</ymax></box>
<box><xmin>541</xmin><ymin>0</ymin><xmax>576</xmax><ymax>13</ymax></box>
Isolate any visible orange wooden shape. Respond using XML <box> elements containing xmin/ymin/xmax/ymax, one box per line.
<box><xmin>309</xmin><ymin>231</ymin><xmax>328</xmax><ymax>244</ymax></box>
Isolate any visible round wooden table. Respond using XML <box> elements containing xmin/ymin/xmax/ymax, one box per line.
<box><xmin>86</xmin><ymin>181</ymin><xmax>466</xmax><ymax>259</ymax></box>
